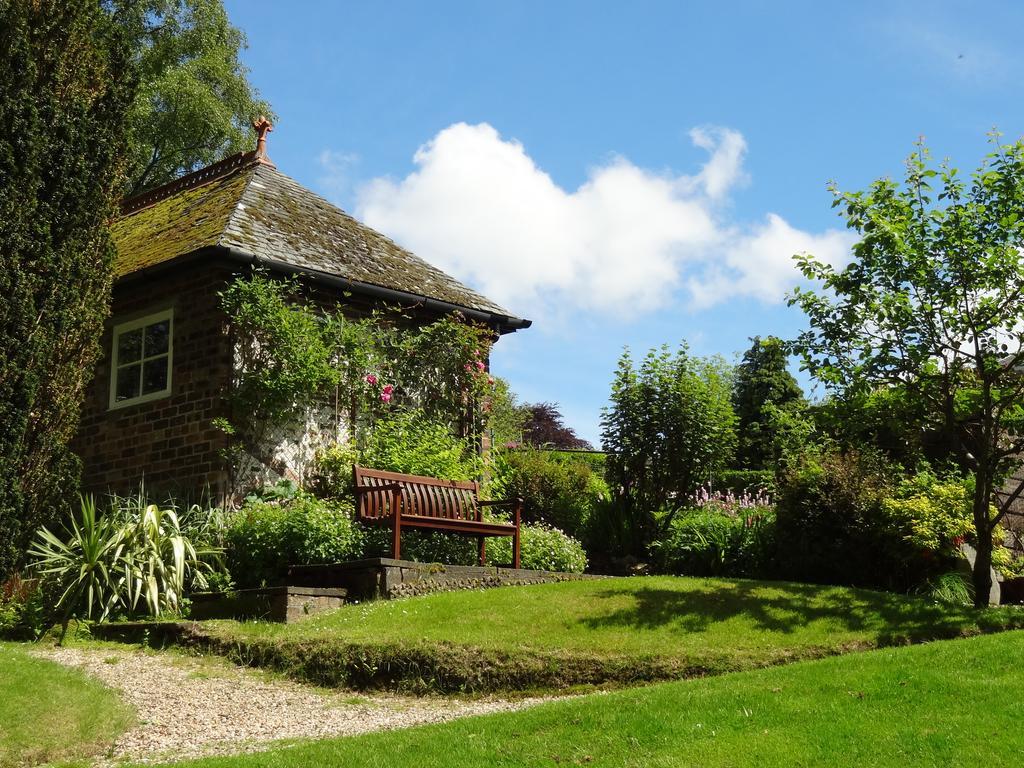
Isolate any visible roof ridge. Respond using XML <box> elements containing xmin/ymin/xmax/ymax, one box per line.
<box><xmin>120</xmin><ymin>151</ymin><xmax>272</xmax><ymax>216</ymax></box>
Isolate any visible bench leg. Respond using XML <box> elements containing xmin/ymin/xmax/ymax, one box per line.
<box><xmin>391</xmin><ymin>490</ymin><xmax>402</xmax><ymax>561</ymax></box>
<box><xmin>478</xmin><ymin>536</ymin><xmax>486</xmax><ymax>566</ymax></box>
<box><xmin>513</xmin><ymin>499</ymin><xmax>522</xmax><ymax>570</ymax></box>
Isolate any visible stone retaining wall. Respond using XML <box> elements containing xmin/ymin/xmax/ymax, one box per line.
<box><xmin>288</xmin><ymin>558</ymin><xmax>597</xmax><ymax>601</ymax></box>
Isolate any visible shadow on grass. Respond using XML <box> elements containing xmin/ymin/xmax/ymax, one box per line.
<box><xmin>579</xmin><ymin>581</ymin><xmax>1020</xmax><ymax>644</ymax></box>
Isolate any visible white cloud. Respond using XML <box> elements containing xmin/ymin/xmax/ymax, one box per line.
<box><xmin>320</xmin><ymin>122</ymin><xmax>851</xmax><ymax>319</ymax></box>
<box><xmin>317</xmin><ymin>149</ymin><xmax>360</xmax><ymax>203</ymax></box>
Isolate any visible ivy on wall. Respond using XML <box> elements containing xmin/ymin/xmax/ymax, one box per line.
<box><xmin>217</xmin><ymin>271</ymin><xmax>500</xmax><ymax>492</ymax></box>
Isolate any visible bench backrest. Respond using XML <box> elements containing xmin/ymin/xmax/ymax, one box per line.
<box><xmin>353</xmin><ymin>465</ymin><xmax>481</xmax><ymax>522</ymax></box>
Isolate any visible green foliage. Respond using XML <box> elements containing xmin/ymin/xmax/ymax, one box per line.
<box><xmin>362</xmin><ymin>410</ymin><xmax>482</xmax><ymax>481</ymax></box>
<box><xmin>225</xmin><ymin>493</ymin><xmax>363</xmax><ymax>589</ymax></box>
<box><xmin>0</xmin><ymin>0</ymin><xmax>135</xmax><ymax>578</ymax></box>
<box><xmin>918</xmin><ymin>571</ymin><xmax>974</xmax><ymax>606</ymax></box>
<box><xmin>489</xmin><ymin>523</ymin><xmax>588</xmax><ymax>573</ymax></box>
<box><xmin>489</xmin><ymin>449</ymin><xmax>608</xmax><ymax>538</ymax></box>
<box><xmin>220</xmin><ymin>271</ymin><xmax>337</xmax><ymax>424</ymax></box>
<box><xmin>218</xmin><ymin>272</ymin><xmax>498</xmax><ymax>492</ymax></box>
<box><xmin>883</xmin><ymin>473</ymin><xmax>974</xmax><ymax>552</ymax></box>
<box><xmin>485</xmin><ymin>376</ymin><xmax>529</xmax><ymax>448</ymax></box>
<box><xmin>122</xmin><ymin>0</ymin><xmax>272</xmax><ymax>194</ymax></box>
<box><xmin>360</xmin><ymin>525</ymin><xmax>478</xmax><ymax>565</ymax></box>
<box><xmin>651</xmin><ymin>508</ymin><xmax>776</xmax><ymax>578</ymax></box>
<box><xmin>600</xmin><ymin>345</ymin><xmax>737</xmax><ymax>553</ymax></box>
<box><xmin>789</xmin><ymin>135</ymin><xmax>1024</xmax><ymax>605</ymax></box>
<box><xmin>309</xmin><ymin>443</ymin><xmax>361</xmax><ymax>499</ymax></box>
<box><xmin>774</xmin><ymin>450</ymin><xmax>955</xmax><ymax>592</ymax></box>
<box><xmin>732</xmin><ymin>336</ymin><xmax>805</xmax><ymax>469</ymax></box>
<box><xmin>0</xmin><ymin>574</ymin><xmax>46</xmax><ymax>640</ymax></box>
<box><xmin>715</xmin><ymin>469</ymin><xmax>776</xmax><ymax>497</ymax></box>
<box><xmin>29</xmin><ymin>496</ymin><xmax>212</xmax><ymax>630</ymax></box>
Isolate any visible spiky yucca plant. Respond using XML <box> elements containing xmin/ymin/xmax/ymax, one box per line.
<box><xmin>30</xmin><ymin>495</ymin><xmax>216</xmax><ymax>640</ymax></box>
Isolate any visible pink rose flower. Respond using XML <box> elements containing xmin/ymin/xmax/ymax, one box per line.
<box><xmin>381</xmin><ymin>384</ymin><xmax>394</xmax><ymax>395</ymax></box>
<box><xmin>475</xmin><ymin>360</ymin><xmax>486</xmax><ymax>370</ymax></box>
<box><xmin>380</xmin><ymin>391</ymin><xmax>392</xmax><ymax>403</ymax></box>
<box><xmin>365</xmin><ymin>374</ymin><xmax>378</xmax><ymax>386</ymax></box>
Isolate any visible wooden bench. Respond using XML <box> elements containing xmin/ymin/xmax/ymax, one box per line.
<box><xmin>353</xmin><ymin>465</ymin><xmax>521</xmax><ymax>568</ymax></box>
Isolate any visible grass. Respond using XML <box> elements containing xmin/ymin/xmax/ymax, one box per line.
<box><xmin>142</xmin><ymin>630</ymin><xmax>1024</xmax><ymax>768</ymax></box>
<box><xmin>0</xmin><ymin>642</ymin><xmax>133</xmax><ymax>767</ymax></box>
<box><xmin>191</xmin><ymin>577</ymin><xmax>1024</xmax><ymax>692</ymax></box>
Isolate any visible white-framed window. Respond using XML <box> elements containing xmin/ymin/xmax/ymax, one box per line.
<box><xmin>108</xmin><ymin>309</ymin><xmax>173</xmax><ymax>409</ymax></box>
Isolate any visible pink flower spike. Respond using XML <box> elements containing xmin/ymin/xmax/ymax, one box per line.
<box><xmin>365</xmin><ymin>374</ymin><xmax>378</xmax><ymax>386</ymax></box>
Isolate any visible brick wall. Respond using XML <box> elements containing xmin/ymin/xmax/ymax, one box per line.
<box><xmin>73</xmin><ymin>263</ymin><xmax>234</xmax><ymax>501</ymax></box>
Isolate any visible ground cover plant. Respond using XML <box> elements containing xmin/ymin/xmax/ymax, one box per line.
<box><xmin>193</xmin><ymin>577</ymin><xmax>1024</xmax><ymax>693</ymax></box>
<box><xmin>0</xmin><ymin>641</ymin><xmax>133</xmax><ymax>766</ymax></box>
<box><xmin>136</xmin><ymin>630</ymin><xmax>1024</xmax><ymax>768</ymax></box>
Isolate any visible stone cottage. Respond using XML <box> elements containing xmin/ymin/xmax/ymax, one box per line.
<box><xmin>72</xmin><ymin>121</ymin><xmax>530</xmax><ymax>501</ymax></box>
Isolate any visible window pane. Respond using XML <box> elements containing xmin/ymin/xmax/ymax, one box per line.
<box><xmin>116</xmin><ymin>364</ymin><xmax>141</xmax><ymax>401</ymax></box>
<box><xmin>142</xmin><ymin>358</ymin><xmax>169</xmax><ymax>395</ymax></box>
<box><xmin>144</xmin><ymin>320</ymin><xmax>170</xmax><ymax>356</ymax></box>
<box><xmin>117</xmin><ymin>328</ymin><xmax>143</xmax><ymax>364</ymax></box>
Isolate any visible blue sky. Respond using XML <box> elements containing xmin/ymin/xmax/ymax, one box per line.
<box><xmin>224</xmin><ymin>0</ymin><xmax>1024</xmax><ymax>445</ymax></box>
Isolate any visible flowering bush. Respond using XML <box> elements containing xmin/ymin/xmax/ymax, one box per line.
<box><xmin>689</xmin><ymin>485</ymin><xmax>772</xmax><ymax>515</ymax></box>
<box><xmin>651</xmin><ymin>506</ymin><xmax>776</xmax><ymax>577</ymax></box>
<box><xmin>489</xmin><ymin>523</ymin><xmax>588</xmax><ymax>573</ymax></box>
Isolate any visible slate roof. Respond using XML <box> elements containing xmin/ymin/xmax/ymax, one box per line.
<box><xmin>112</xmin><ymin>153</ymin><xmax>527</xmax><ymax>327</ymax></box>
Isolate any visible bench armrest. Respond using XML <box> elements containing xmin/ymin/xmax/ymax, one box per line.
<box><xmin>355</xmin><ymin>483</ymin><xmax>404</xmax><ymax>494</ymax></box>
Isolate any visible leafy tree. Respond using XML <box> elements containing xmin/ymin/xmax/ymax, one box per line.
<box><xmin>600</xmin><ymin>345</ymin><xmax>737</xmax><ymax>552</ymax></box>
<box><xmin>522</xmin><ymin>402</ymin><xmax>592</xmax><ymax>450</ymax></box>
<box><xmin>732</xmin><ymin>336</ymin><xmax>805</xmax><ymax>469</ymax></box>
<box><xmin>0</xmin><ymin>0</ymin><xmax>135</xmax><ymax>577</ymax></box>
<box><xmin>121</xmin><ymin>0</ymin><xmax>271</xmax><ymax>195</ymax></box>
<box><xmin>790</xmin><ymin>136</ymin><xmax>1024</xmax><ymax>607</ymax></box>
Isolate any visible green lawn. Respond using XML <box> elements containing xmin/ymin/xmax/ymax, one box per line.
<box><xmin>0</xmin><ymin>642</ymin><xmax>133</xmax><ymax>767</ymax></box>
<box><xmin>198</xmin><ymin>577</ymin><xmax>1024</xmax><ymax>691</ymax></box>
<box><xmin>145</xmin><ymin>630</ymin><xmax>1024</xmax><ymax>768</ymax></box>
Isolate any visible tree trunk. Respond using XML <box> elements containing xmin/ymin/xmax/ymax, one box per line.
<box><xmin>971</xmin><ymin>472</ymin><xmax>994</xmax><ymax>609</ymax></box>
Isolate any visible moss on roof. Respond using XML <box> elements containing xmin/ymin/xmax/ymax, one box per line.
<box><xmin>111</xmin><ymin>160</ymin><xmax>519</xmax><ymax>321</ymax></box>
<box><xmin>111</xmin><ymin>169</ymin><xmax>252</xmax><ymax>278</ymax></box>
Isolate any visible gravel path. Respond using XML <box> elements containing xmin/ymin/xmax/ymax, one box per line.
<box><xmin>34</xmin><ymin>645</ymin><xmax>554</xmax><ymax>764</ymax></box>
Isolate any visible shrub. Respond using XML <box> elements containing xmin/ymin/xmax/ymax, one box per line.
<box><xmin>771</xmin><ymin>450</ymin><xmax>1004</xmax><ymax>592</ymax></box>
<box><xmin>773</xmin><ymin>449</ymin><xmax>912</xmax><ymax>590</ymax></box>
<box><xmin>0</xmin><ymin>574</ymin><xmax>46</xmax><ymax>640</ymax></box>
<box><xmin>225</xmin><ymin>493</ymin><xmax>363</xmax><ymax>589</ymax></box>
<box><xmin>361</xmin><ymin>410</ymin><xmax>482</xmax><ymax>481</ymax></box>
<box><xmin>650</xmin><ymin>490</ymin><xmax>776</xmax><ymax>578</ymax></box>
<box><xmin>489</xmin><ymin>449</ymin><xmax>608</xmax><ymax>538</ymax></box>
<box><xmin>30</xmin><ymin>496</ymin><xmax>213</xmax><ymax>633</ymax></box>
<box><xmin>309</xmin><ymin>443</ymin><xmax>361</xmax><ymax>499</ymax></box>
<box><xmin>714</xmin><ymin>469</ymin><xmax>776</xmax><ymax>497</ymax></box>
<box><xmin>489</xmin><ymin>523</ymin><xmax>588</xmax><ymax>573</ymax></box>
<box><xmin>882</xmin><ymin>473</ymin><xmax>974</xmax><ymax>553</ymax></box>
<box><xmin>359</xmin><ymin>525</ymin><xmax>478</xmax><ymax>565</ymax></box>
